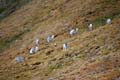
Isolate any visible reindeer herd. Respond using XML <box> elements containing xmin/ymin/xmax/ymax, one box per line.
<box><xmin>16</xmin><ymin>18</ymin><xmax>112</xmax><ymax>63</ymax></box>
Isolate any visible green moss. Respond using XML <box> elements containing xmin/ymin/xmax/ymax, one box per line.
<box><xmin>94</xmin><ymin>17</ymin><xmax>106</xmax><ymax>27</ymax></box>
<box><xmin>0</xmin><ymin>8</ymin><xmax>6</xmax><ymax>13</ymax></box>
<box><xmin>75</xmin><ymin>54</ymin><xmax>85</xmax><ymax>59</ymax></box>
<box><xmin>48</xmin><ymin>63</ymin><xmax>63</xmax><ymax>72</ymax></box>
<box><xmin>102</xmin><ymin>49</ymin><xmax>110</xmax><ymax>55</ymax></box>
<box><xmin>0</xmin><ymin>41</ymin><xmax>9</xmax><ymax>52</ymax></box>
<box><xmin>0</xmin><ymin>29</ymin><xmax>30</xmax><ymax>53</ymax></box>
<box><xmin>94</xmin><ymin>11</ymin><xmax>120</xmax><ymax>28</ymax></box>
<box><xmin>104</xmin><ymin>0</ymin><xmax>119</xmax><ymax>4</ymax></box>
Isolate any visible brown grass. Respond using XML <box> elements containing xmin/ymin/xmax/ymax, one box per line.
<box><xmin>0</xmin><ymin>0</ymin><xmax>120</xmax><ymax>80</ymax></box>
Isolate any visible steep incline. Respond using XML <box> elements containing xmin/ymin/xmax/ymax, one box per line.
<box><xmin>0</xmin><ymin>0</ymin><xmax>120</xmax><ymax>80</ymax></box>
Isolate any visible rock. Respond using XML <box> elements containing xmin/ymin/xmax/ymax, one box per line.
<box><xmin>15</xmin><ymin>75</ymin><xmax>20</xmax><ymax>78</ymax></box>
<box><xmin>48</xmin><ymin>77</ymin><xmax>58</xmax><ymax>80</ymax></box>
<box><xmin>46</xmin><ymin>49</ymin><xmax>54</xmax><ymax>55</ymax></box>
<box><xmin>32</xmin><ymin>61</ymin><xmax>42</xmax><ymax>66</ymax></box>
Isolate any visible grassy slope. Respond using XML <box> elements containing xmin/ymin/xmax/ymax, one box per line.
<box><xmin>0</xmin><ymin>0</ymin><xmax>120</xmax><ymax>80</ymax></box>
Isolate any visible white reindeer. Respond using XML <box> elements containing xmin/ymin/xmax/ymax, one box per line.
<box><xmin>15</xmin><ymin>56</ymin><xmax>24</xmax><ymax>63</ymax></box>
<box><xmin>35</xmin><ymin>38</ymin><xmax>40</xmax><ymax>46</ymax></box>
<box><xmin>51</xmin><ymin>35</ymin><xmax>55</xmax><ymax>39</ymax></box>
<box><xmin>29</xmin><ymin>47</ymin><xmax>35</xmax><ymax>54</ymax></box>
<box><xmin>47</xmin><ymin>36</ymin><xmax>51</xmax><ymax>43</ymax></box>
<box><xmin>88</xmin><ymin>24</ymin><xmax>93</xmax><ymax>31</ymax></box>
<box><xmin>35</xmin><ymin>46</ymin><xmax>39</xmax><ymax>53</ymax></box>
<box><xmin>106</xmin><ymin>18</ymin><xmax>111</xmax><ymax>24</ymax></box>
<box><xmin>63</xmin><ymin>43</ymin><xmax>68</xmax><ymax>51</ymax></box>
<box><xmin>69</xmin><ymin>28</ymin><xmax>78</xmax><ymax>36</ymax></box>
<box><xmin>47</xmin><ymin>35</ymin><xmax>55</xmax><ymax>43</ymax></box>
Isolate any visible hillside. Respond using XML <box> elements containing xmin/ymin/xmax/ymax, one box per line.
<box><xmin>0</xmin><ymin>0</ymin><xmax>120</xmax><ymax>80</ymax></box>
<box><xmin>0</xmin><ymin>0</ymin><xmax>32</xmax><ymax>20</ymax></box>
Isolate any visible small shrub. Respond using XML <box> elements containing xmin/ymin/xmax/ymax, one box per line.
<box><xmin>0</xmin><ymin>8</ymin><xmax>6</xmax><ymax>13</ymax></box>
<box><xmin>0</xmin><ymin>29</ymin><xmax>30</xmax><ymax>53</ymax></box>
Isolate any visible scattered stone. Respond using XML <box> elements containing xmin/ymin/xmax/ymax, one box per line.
<box><xmin>15</xmin><ymin>75</ymin><xmax>20</xmax><ymax>78</ymax></box>
<box><xmin>46</xmin><ymin>49</ymin><xmax>54</xmax><ymax>55</ymax></box>
<box><xmin>48</xmin><ymin>77</ymin><xmax>55</xmax><ymax>80</ymax></box>
<box><xmin>48</xmin><ymin>77</ymin><xmax>58</xmax><ymax>80</ymax></box>
<box><xmin>65</xmin><ymin>53</ymin><xmax>72</xmax><ymax>57</ymax></box>
<box><xmin>32</xmin><ymin>61</ymin><xmax>42</xmax><ymax>66</ymax></box>
<box><xmin>30</xmin><ymin>66</ymin><xmax>37</xmax><ymax>70</ymax></box>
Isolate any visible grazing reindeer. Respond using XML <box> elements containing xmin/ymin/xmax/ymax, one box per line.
<box><xmin>29</xmin><ymin>47</ymin><xmax>35</xmax><ymax>54</ymax></box>
<box><xmin>15</xmin><ymin>56</ymin><xmax>24</xmax><ymax>63</ymax></box>
<box><xmin>47</xmin><ymin>35</ymin><xmax>55</xmax><ymax>43</ymax></box>
<box><xmin>106</xmin><ymin>18</ymin><xmax>111</xmax><ymax>24</ymax></box>
<box><xmin>35</xmin><ymin>46</ymin><xmax>39</xmax><ymax>53</ymax></box>
<box><xmin>88</xmin><ymin>24</ymin><xmax>93</xmax><ymax>31</ymax></box>
<box><xmin>69</xmin><ymin>28</ymin><xmax>78</xmax><ymax>36</ymax></box>
<box><xmin>35</xmin><ymin>38</ymin><xmax>40</xmax><ymax>46</ymax></box>
<box><xmin>63</xmin><ymin>43</ymin><xmax>68</xmax><ymax>51</ymax></box>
